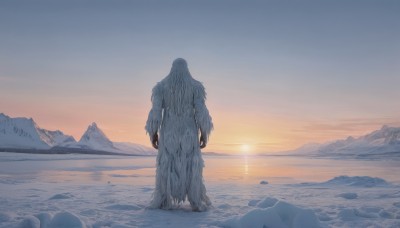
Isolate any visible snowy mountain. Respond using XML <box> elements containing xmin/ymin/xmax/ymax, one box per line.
<box><xmin>289</xmin><ymin>125</ymin><xmax>400</xmax><ymax>157</ymax></box>
<box><xmin>0</xmin><ymin>113</ymin><xmax>156</xmax><ymax>155</ymax></box>
<box><xmin>0</xmin><ymin>113</ymin><xmax>76</xmax><ymax>149</ymax></box>
<box><xmin>62</xmin><ymin>122</ymin><xmax>117</xmax><ymax>152</ymax></box>
<box><xmin>61</xmin><ymin>122</ymin><xmax>156</xmax><ymax>155</ymax></box>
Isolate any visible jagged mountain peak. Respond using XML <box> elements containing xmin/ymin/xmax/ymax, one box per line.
<box><xmin>78</xmin><ymin>122</ymin><xmax>114</xmax><ymax>150</ymax></box>
<box><xmin>89</xmin><ymin>122</ymin><xmax>98</xmax><ymax>128</ymax></box>
<box><xmin>287</xmin><ymin>125</ymin><xmax>400</xmax><ymax>156</ymax></box>
<box><xmin>381</xmin><ymin>125</ymin><xmax>389</xmax><ymax>130</ymax></box>
<box><xmin>0</xmin><ymin>113</ymin><xmax>75</xmax><ymax>149</ymax></box>
<box><xmin>1</xmin><ymin>113</ymin><xmax>155</xmax><ymax>155</ymax></box>
<box><xmin>362</xmin><ymin>125</ymin><xmax>400</xmax><ymax>144</ymax></box>
<box><xmin>316</xmin><ymin>125</ymin><xmax>400</xmax><ymax>155</ymax></box>
<box><xmin>0</xmin><ymin>113</ymin><xmax>9</xmax><ymax>119</ymax></box>
<box><xmin>80</xmin><ymin>122</ymin><xmax>107</xmax><ymax>140</ymax></box>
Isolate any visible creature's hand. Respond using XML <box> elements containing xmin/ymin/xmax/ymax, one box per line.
<box><xmin>200</xmin><ymin>133</ymin><xmax>207</xmax><ymax>149</ymax></box>
<box><xmin>151</xmin><ymin>133</ymin><xmax>159</xmax><ymax>149</ymax></box>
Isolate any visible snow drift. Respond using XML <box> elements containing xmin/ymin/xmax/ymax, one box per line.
<box><xmin>225</xmin><ymin>199</ymin><xmax>320</xmax><ymax>228</ymax></box>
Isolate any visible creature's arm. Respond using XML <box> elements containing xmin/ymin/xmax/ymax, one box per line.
<box><xmin>194</xmin><ymin>82</ymin><xmax>213</xmax><ymax>149</ymax></box>
<box><xmin>145</xmin><ymin>83</ymin><xmax>163</xmax><ymax>149</ymax></box>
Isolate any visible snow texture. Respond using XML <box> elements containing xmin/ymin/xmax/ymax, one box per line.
<box><xmin>145</xmin><ymin>58</ymin><xmax>213</xmax><ymax>211</ymax></box>
<box><xmin>1</xmin><ymin>153</ymin><xmax>400</xmax><ymax>227</ymax></box>
<box><xmin>225</xmin><ymin>200</ymin><xmax>320</xmax><ymax>228</ymax></box>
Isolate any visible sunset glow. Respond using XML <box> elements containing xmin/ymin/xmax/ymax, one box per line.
<box><xmin>1</xmin><ymin>1</ymin><xmax>399</xmax><ymax>154</ymax></box>
<box><xmin>241</xmin><ymin>144</ymin><xmax>250</xmax><ymax>154</ymax></box>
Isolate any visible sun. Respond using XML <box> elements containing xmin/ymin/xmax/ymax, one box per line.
<box><xmin>241</xmin><ymin>144</ymin><xmax>251</xmax><ymax>154</ymax></box>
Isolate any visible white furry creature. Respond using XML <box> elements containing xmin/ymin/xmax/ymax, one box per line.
<box><xmin>145</xmin><ymin>58</ymin><xmax>213</xmax><ymax>211</ymax></box>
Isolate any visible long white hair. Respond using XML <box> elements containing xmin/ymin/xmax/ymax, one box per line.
<box><xmin>161</xmin><ymin>58</ymin><xmax>196</xmax><ymax>115</ymax></box>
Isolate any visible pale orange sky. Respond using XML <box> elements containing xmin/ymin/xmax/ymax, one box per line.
<box><xmin>2</xmin><ymin>91</ymin><xmax>399</xmax><ymax>154</ymax></box>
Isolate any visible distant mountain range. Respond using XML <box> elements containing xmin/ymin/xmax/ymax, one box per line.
<box><xmin>285</xmin><ymin>125</ymin><xmax>400</xmax><ymax>158</ymax></box>
<box><xmin>3</xmin><ymin>113</ymin><xmax>397</xmax><ymax>158</ymax></box>
<box><xmin>0</xmin><ymin>113</ymin><xmax>156</xmax><ymax>156</ymax></box>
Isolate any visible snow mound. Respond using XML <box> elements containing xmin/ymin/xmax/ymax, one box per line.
<box><xmin>336</xmin><ymin>192</ymin><xmax>358</xmax><ymax>199</ymax></box>
<box><xmin>256</xmin><ymin>197</ymin><xmax>278</xmax><ymax>208</ymax></box>
<box><xmin>49</xmin><ymin>193</ymin><xmax>74</xmax><ymax>200</ymax></box>
<box><xmin>324</xmin><ymin>176</ymin><xmax>389</xmax><ymax>187</ymax></box>
<box><xmin>338</xmin><ymin>208</ymin><xmax>380</xmax><ymax>221</ymax></box>
<box><xmin>224</xmin><ymin>200</ymin><xmax>320</xmax><ymax>228</ymax></box>
<box><xmin>35</xmin><ymin>213</ymin><xmax>52</xmax><ymax>227</ymax></box>
<box><xmin>379</xmin><ymin>210</ymin><xmax>395</xmax><ymax>219</ymax></box>
<box><xmin>48</xmin><ymin>211</ymin><xmax>85</xmax><ymax>228</ymax></box>
<box><xmin>259</xmin><ymin>180</ymin><xmax>268</xmax><ymax>185</ymax></box>
<box><xmin>248</xmin><ymin>199</ymin><xmax>260</xmax><ymax>206</ymax></box>
<box><xmin>17</xmin><ymin>216</ymin><xmax>40</xmax><ymax>228</ymax></box>
<box><xmin>18</xmin><ymin>211</ymin><xmax>86</xmax><ymax>228</ymax></box>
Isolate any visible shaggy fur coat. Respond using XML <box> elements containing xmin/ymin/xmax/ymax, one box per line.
<box><xmin>145</xmin><ymin>58</ymin><xmax>213</xmax><ymax>211</ymax></box>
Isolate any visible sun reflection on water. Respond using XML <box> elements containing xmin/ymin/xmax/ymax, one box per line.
<box><xmin>5</xmin><ymin>155</ymin><xmax>400</xmax><ymax>187</ymax></box>
<box><xmin>244</xmin><ymin>155</ymin><xmax>249</xmax><ymax>175</ymax></box>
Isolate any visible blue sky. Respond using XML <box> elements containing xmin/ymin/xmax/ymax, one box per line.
<box><xmin>1</xmin><ymin>0</ymin><xmax>399</xmax><ymax>153</ymax></box>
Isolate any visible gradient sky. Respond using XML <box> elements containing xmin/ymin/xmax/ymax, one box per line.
<box><xmin>1</xmin><ymin>0</ymin><xmax>399</xmax><ymax>154</ymax></box>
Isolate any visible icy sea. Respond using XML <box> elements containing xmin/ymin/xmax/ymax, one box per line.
<box><xmin>1</xmin><ymin>152</ymin><xmax>400</xmax><ymax>228</ymax></box>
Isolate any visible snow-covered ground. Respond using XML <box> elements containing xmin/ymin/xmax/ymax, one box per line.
<box><xmin>1</xmin><ymin>153</ymin><xmax>400</xmax><ymax>228</ymax></box>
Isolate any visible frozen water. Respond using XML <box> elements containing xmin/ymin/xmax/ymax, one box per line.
<box><xmin>1</xmin><ymin>153</ymin><xmax>400</xmax><ymax>227</ymax></box>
